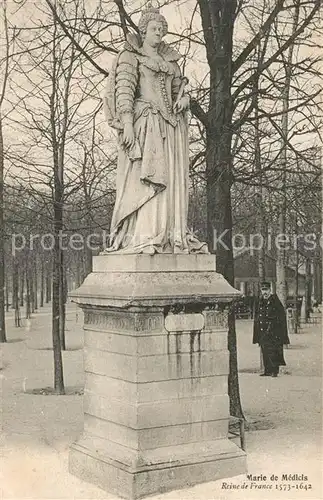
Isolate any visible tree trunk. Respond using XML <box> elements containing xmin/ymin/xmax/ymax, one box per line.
<box><xmin>59</xmin><ymin>252</ymin><xmax>66</xmax><ymax>351</ymax></box>
<box><xmin>84</xmin><ymin>246</ymin><xmax>93</xmax><ymax>278</ymax></box>
<box><xmin>52</xmin><ymin>143</ymin><xmax>65</xmax><ymax>392</ymax></box>
<box><xmin>276</xmin><ymin>1</ymin><xmax>300</xmax><ymax>309</ymax></box>
<box><xmin>52</xmin><ymin>198</ymin><xmax>65</xmax><ymax>392</ymax></box>
<box><xmin>46</xmin><ymin>263</ymin><xmax>52</xmax><ymax>303</ymax></box>
<box><xmin>293</xmin><ymin>215</ymin><xmax>299</xmax><ymax>333</ymax></box>
<box><xmin>25</xmin><ymin>267</ymin><xmax>31</xmax><ymax>319</ymax></box>
<box><xmin>40</xmin><ymin>256</ymin><xmax>44</xmax><ymax>307</ymax></box>
<box><xmin>29</xmin><ymin>263</ymin><xmax>35</xmax><ymax>313</ymax></box>
<box><xmin>52</xmin><ymin>246</ymin><xmax>65</xmax><ymax>393</ymax></box>
<box><xmin>20</xmin><ymin>264</ymin><xmax>24</xmax><ymax>307</ymax></box>
<box><xmin>294</xmin><ymin>249</ymin><xmax>299</xmax><ymax>333</ymax></box>
<box><xmin>84</xmin><ymin>198</ymin><xmax>93</xmax><ymax>278</ymax></box>
<box><xmin>13</xmin><ymin>257</ymin><xmax>21</xmax><ymax>327</ymax></box>
<box><xmin>313</xmin><ymin>228</ymin><xmax>322</xmax><ymax>303</ymax></box>
<box><xmin>198</xmin><ymin>0</ymin><xmax>243</xmax><ymax>418</ymax></box>
<box><xmin>254</xmin><ymin>91</ymin><xmax>266</xmax><ymax>373</ymax></box>
<box><xmin>255</xmin><ymin>113</ymin><xmax>266</xmax><ymax>281</ymax></box>
<box><xmin>0</xmin><ymin>115</ymin><xmax>6</xmax><ymax>342</ymax></box>
<box><xmin>276</xmin><ymin>209</ymin><xmax>287</xmax><ymax>307</ymax></box>
<box><xmin>305</xmin><ymin>258</ymin><xmax>312</xmax><ymax>320</ymax></box>
<box><xmin>75</xmin><ymin>253</ymin><xmax>81</xmax><ymax>288</ymax></box>
<box><xmin>313</xmin><ymin>259</ymin><xmax>322</xmax><ymax>304</ymax></box>
<box><xmin>51</xmin><ymin>88</ymin><xmax>65</xmax><ymax>392</ymax></box>
<box><xmin>33</xmin><ymin>256</ymin><xmax>38</xmax><ymax>310</ymax></box>
<box><xmin>5</xmin><ymin>274</ymin><xmax>9</xmax><ymax>312</ymax></box>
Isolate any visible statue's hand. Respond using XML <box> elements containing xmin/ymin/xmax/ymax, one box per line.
<box><xmin>123</xmin><ymin>123</ymin><xmax>135</xmax><ymax>150</ymax></box>
<box><xmin>173</xmin><ymin>95</ymin><xmax>190</xmax><ymax>114</ymax></box>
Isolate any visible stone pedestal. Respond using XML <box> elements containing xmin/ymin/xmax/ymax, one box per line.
<box><xmin>69</xmin><ymin>254</ymin><xmax>246</xmax><ymax>499</ymax></box>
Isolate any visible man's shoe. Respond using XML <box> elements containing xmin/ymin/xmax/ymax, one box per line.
<box><xmin>260</xmin><ymin>373</ymin><xmax>271</xmax><ymax>376</ymax></box>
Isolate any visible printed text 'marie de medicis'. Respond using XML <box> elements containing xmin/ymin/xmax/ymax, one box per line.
<box><xmin>246</xmin><ymin>474</ymin><xmax>309</xmax><ymax>481</ymax></box>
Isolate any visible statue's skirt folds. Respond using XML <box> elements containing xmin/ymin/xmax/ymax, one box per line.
<box><xmin>106</xmin><ymin>106</ymin><xmax>207</xmax><ymax>254</ymax></box>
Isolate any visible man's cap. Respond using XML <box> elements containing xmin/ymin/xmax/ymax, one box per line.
<box><xmin>260</xmin><ymin>281</ymin><xmax>271</xmax><ymax>290</ymax></box>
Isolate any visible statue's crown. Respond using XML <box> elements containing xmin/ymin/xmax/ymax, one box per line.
<box><xmin>142</xmin><ymin>2</ymin><xmax>160</xmax><ymax>15</ymax></box>
<box><xmin>138</xmin><ymin>2</ymin><xmax>167</xmax><ymax>36</ymax></box>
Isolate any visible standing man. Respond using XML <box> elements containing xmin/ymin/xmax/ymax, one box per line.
<box><xmin>253</xmin><ymin>282</ymin><xmax>290</xmax><ymax>377</ymax></box>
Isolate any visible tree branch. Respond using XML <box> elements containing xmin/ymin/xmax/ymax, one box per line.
<box><xmin>233</xmin><ymin>0</ymin><xmax>322</xmax><ymax>99</ymax></box>
<box><xmin>233</xmin><ymin>0</ymin><xmax>285</xmax><ymax>75</ymax></box>
<box><xmin>190</xmin><ymin>97</ymin><xmax>208</xmax><ymax>127</ymax></box>
<box><xmin>114</xmin><ymin>0</ymin><xmax>140</xmax><ymax>35</ymax></box>
<box><xmin>44</xmin><ymin>0</ymin><xmax>109</xmax><ymax>77</ymax></box>
<box><xmin>114</xmin><ymin>0</ymin><xmax>129</xmax><ymax>38</ymax></box>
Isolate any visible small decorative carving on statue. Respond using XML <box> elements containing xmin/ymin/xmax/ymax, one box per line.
<box><xmin>102</xmin><ymin>3</ymin><xmax>209</xmax><ymax>255</ymax></box>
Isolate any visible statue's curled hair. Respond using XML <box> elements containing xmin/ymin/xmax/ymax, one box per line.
<box><xmin>138</xmin><ymin>6</ymin><xmax>168</xmax><ymax>38</ymax></box>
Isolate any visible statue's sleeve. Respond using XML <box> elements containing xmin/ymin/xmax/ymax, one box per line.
<box><xmin>115</xmin><ymin>50</ymin><xmax>138</xmax><ymax>126</ymax></box>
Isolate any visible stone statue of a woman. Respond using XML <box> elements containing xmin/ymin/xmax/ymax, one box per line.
<box><xmin>103</xmin><ymin>4</ymin><xmax>208</xmax><ymax>255</ymax></box>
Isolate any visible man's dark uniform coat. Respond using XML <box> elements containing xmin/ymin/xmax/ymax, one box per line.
<box><xmin>253</xmin><ymin>294</ymin><xmax>290</xmax><ymax>374</ymax></box>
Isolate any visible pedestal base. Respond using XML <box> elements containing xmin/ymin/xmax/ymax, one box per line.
<box><xmin>69</xmin><ymin>255</ymin><xmax>246</xmax><ymax>498</ymax></box>
<box><xmin>70</xmin><ymin>438</ymin><xmax>245</xmax><ymax>499</ymax></box>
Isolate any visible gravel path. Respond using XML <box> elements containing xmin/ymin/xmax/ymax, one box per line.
<box><xmin>1</xmin><ymin>307</ymin><xmax>321</xmax><ymax>499</ymax></box>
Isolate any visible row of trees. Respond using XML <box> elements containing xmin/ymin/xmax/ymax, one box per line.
<box><xmin>0</xmin><ymin>0</ymin><xmax>322</xmax><ymax>413</ymax></box>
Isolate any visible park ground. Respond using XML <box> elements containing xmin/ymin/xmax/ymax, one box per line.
<box><xmin>0</xmin><ymin>303</ymin><xmax>322</xmax><ymax>500</ymax></box>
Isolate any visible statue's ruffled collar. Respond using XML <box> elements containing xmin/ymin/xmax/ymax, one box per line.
<box><xmin>125</xmin><ymin>33</ymin><xmax>181</xmax><ymax>62</ymax></box>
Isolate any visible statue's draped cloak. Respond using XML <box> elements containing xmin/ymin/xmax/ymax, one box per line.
<box><xmin>103</xmin><ymin>34</ymin><xmax>208</xmax><ymax>254</ymax></box>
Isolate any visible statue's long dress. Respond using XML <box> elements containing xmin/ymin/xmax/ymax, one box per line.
<box><xmin>104</xmin><ymin>38</ymin><xmax>208</xmax><ymax>254</ymax></box>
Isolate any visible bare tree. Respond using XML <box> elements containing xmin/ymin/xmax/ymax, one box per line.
<box><xmin>8</xmin><ymin>0</ymin><xmax>104</xmax><ymax>392</ymax></box>
<box><xmin>0</xmin><ymin>0</ymin><xmax>11</xmax><ymax>343</ymax></box>
<box><xmin>275</xmin><ymin>0</ymin><xmax>301</xmax><ymax>308</ymax></box>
